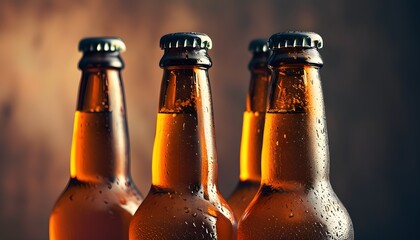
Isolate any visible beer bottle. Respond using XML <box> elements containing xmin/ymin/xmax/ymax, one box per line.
<box><xmin>129</xmin><ymin>32</ymin><xmax>236</xmax><ymax>240</ymax></box>
<box><xmin>49</xmin><ymin>37</ymin><xmax>143</xmax><ymax>240</ymax></box>
<box><xmin>238</xmin><ymin>32</ymin><xmax>354</xmax><ymax>240</ymax></box>
<box><xmin>227</xmin><ymin>39</ymin><xmax>270</xmax><ymax>220</ymax></box>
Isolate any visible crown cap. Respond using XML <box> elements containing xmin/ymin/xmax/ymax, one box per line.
<box><xmin>249</xmin><ymin>39</ymin><xmax>270</xmax><ymax>53</ymax></box>
<box><xmin>268</xmin><ymin>31</ymin><xmax>323</xmax><ymax>50</ymax></box>
<box><xmin>79</xmin><ymin>37</ymin><xmax>126</xmax><ymax>53</ymax></box>
<box><xmin>160</xmin><ymin>32</ymin><xmax>212</xmax><ymax>50</ymax></box>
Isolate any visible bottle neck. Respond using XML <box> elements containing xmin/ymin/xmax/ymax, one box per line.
<box><xmin>240</xmin><ymin>65</ymin><xmax>270</xmax><ymax>182</ymax></box>
<box><xmin>246</xmin><ymin>67</ymin><xmax>270</xmax><ymax>112</ymax></box>
<box><xmin>70</xmin><ymin>68</ymin><xmax>131</xmax><ymax>182</ymax></box>
<box><xmin>261</xmin><ymin>65</ymin><xmax>330</xmax><ymax>186</ymax></box>
<box><xmin>152</xmin><ymin>66</ymin><xmax>218</xmax><ymax>193</ymax></box>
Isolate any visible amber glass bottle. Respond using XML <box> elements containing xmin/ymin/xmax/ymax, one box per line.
<box><xmin>129</xmin><ymin>32</ymin><xmax>236</xmax><ymax>240</ymax></box>
<box><xmin>49</xmin><ymin>37</ymin><xmax>143</xmax><ymax>240</ymax></box>
<box><xmin>227</xmin><ymin>39</ymin><xmax>270</xmax><ymax>220</ymax></box>
<box><xmin>238</xmin><ymin>32</ymin><xmax>354</xmax><ymax>239</ymax></box>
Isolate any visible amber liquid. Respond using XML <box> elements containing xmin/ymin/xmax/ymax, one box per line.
<box><xmin>130</xmin><ymin>113</ymin><xmax>235</xmax><ymax>240</ymax></box>
<box><xmin>50</xmin><ymin>111</ymin><xmax>142</xmax><ymax>240</ymax></box>
<box><xmin>238</xmin><ymin>112</ymin><xmax>353</xmax><ymax>240</ymax></box>
<box><xmin>228</xmin><ymin>111</ymin><xmax>264</xmax><ymax>219</ymax></box>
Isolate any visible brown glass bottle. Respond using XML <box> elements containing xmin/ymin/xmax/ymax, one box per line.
<box><xmin>49</xmin><ymin>37</ymin><xmax>143</xmax><ymax>240</ymax></box>
<box><xmin>238</xmin><ymin>32</ymin><xmax>354</xmax><ymax>240</ymax></box>
<box><xmin>227</xmin><ymin>39</ymin><xmax>271</xmax><ymax>220</ymax></box>
<box><xmin>129</xmin><ymin>32</ymin><xmax>236</xmax><ymax>240</ymax></box>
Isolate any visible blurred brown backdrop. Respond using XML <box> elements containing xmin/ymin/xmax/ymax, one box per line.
<box><xmin>0</xmin><ymin>0</ymin><xmax>419</xmax><ymax>239</ymax></box>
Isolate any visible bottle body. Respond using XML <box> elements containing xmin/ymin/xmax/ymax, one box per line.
<box><xmin>228</xmin><ymin>40</ymin><xmax>270</xmax><ymax>220</ymax></box>
<box><xmin>238</xmin><ymin>33</ymin><xmax>353</xmax><ymax>240</ymax></box>
<box><xmin>50</xmin><ymin>39</ymin><xmax>142</xmax><ymax>240</ymax></box>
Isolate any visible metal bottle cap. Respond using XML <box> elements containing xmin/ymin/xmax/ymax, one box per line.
<box><xmin>78</xmin><ymin>37</ymin><xmax>125</xmax><ymax>69</ymax></box>
<box><xmin>79</xmin><ymin>37</ymin><xmax>126</xmax><ymax>53</ymax></box>
<box><xmin>249</xmin><ymin>39</ymin><xmax>270</xmax><ymax>53</ymax></box>
<box><xmin>160</xmin><ymin>32</ymin><xmax>212</xmax><ymax>50</ymax></box>
<box><xmin>268</xmin><ymin>31</ymin><xmax>323</xmax><ymax>50</ymax></box>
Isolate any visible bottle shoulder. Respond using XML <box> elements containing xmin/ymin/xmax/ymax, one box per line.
<box><xmin>228</xmin><ymin>180</ymin><xmax>260</xmax><ymax>204</ymax></box>
<box><xmin>228</xmin><ymin>180</ymin><xmax>260</xmax><ymax>220</ymax></box>
<box><xmin>136</xmin><ymin>186</ymin><xmax>232</xmax><ymax>216</ymax></box>
<box><xmin>51</xmin><ymin>178</ymin><xmax>142</xmax><ymax>214</ymax></box>
<box><xmin>130</xmin><ymin>189</ymin><xmax>236</xmax><ymax>240</ymax></box>
<box><xmin>238</xmin><ymin>182</ymin><xmax>353</xmax><ymax>239</ymax></box>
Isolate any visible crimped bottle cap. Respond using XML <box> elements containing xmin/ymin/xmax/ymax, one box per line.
<box><xmin>160</xmin><ymin>32</ymin><xmax>212</xmax><ymax>50</ymax></box>
<box><xmin>249</xmin><ymin>39</ymin><xmax>269</xmax><ymax>53</ymax></box>
<box><xmin>268</xmin><ymin>31</ymin><xmax>323</xmax><ymax>50</ymax></box>
<box><xmin>79</xmin><ymin>37</ymin><xmax>126</xmax><ymax>53</ymax></box>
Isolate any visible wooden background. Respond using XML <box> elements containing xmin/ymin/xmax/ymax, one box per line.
<box><xmin>0</xmin><ymin>0</ymin><xmax>418</xmax><ymax>239</ymax></box>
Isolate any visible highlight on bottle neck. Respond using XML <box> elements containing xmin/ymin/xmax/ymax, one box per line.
<box><xmin>158</xmin><ymin>68</ymin><xmax>212</xmax><ymax>114</ymax></box>
<box><xmin>78</xmin><ymin>37</ymin><xmax>126</xmax><ymax>69</ymax></box>
<box><xmin>77</xmin><ymin>69</ymin><xmax>125</xmax><ymax>113</ymax></box>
